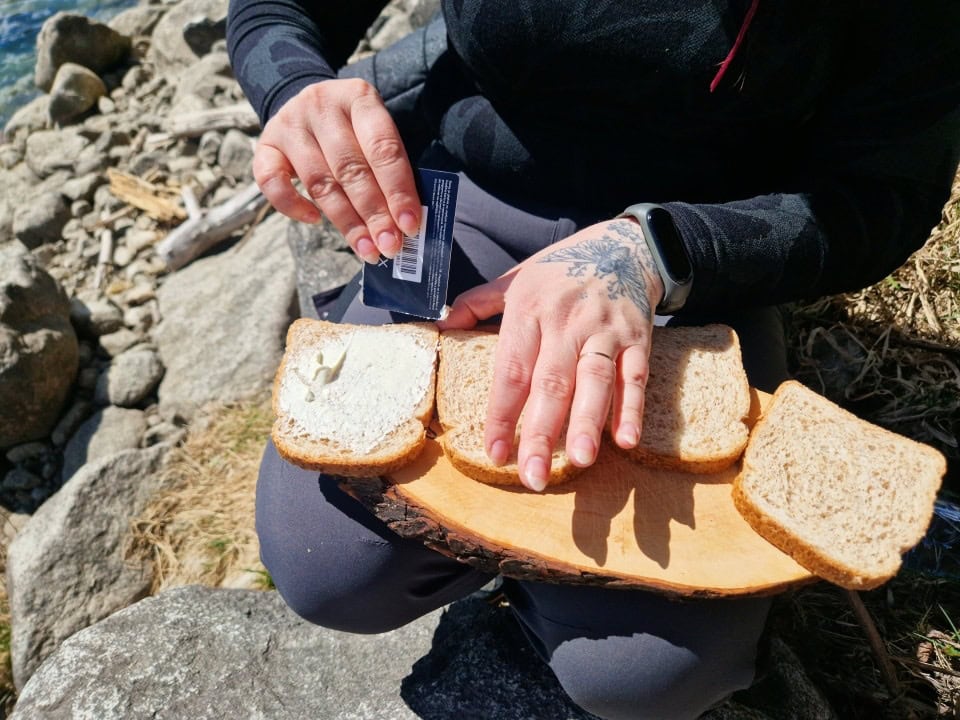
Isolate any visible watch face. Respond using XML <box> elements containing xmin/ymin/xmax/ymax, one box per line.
<box><xmin>646</xmin><ymin>207</ymin><xmax>692</xmax><ymax>282</ymax></box>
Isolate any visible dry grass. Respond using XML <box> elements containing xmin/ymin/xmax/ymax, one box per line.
<box><xmin>125</xmin><ymin>398</ymin><xmax>274</xmax><ymax>593</ymax></box>
<box><xmin>0</xmin><ymin>509</ymin><xmax>18</xmax><ymax>716</ymax></box>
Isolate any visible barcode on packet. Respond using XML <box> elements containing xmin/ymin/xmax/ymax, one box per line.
<box><xmin>392</xmin><ymin>205</ymin><xmax>429</xmax><ymax>283</ymax></box>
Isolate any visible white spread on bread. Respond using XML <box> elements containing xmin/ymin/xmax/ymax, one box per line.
<box><xmin>277</xmin><ymin>328</ymin><xmax>434</xmax><ymax>454</ymax></box>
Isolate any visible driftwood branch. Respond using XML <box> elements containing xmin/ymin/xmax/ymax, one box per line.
<box><xmin>156</xmin><ymin>181</ymin><xmax>269</xmax><ymax>270</ymax></box>
<box><xmin>160</xmin><ymin>102</ymin><xmax>260</xmax><ymax>140</ymax></box>
<box><xmin>92</xmin><ymin>229</ymin><xmax>114</xmax><ymax>290</ymax></box>
<box><xmin>107</xmin><ymin>168</ymin><xmax>186</xmax><ymax>223</ymax></box>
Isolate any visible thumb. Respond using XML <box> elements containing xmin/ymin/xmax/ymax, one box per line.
<box><xmin>437</xmin><ymin>280</ymin><xmax>508</xmax><ymax>330</ymax></box>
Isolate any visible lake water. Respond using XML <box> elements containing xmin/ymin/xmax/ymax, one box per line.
<box><xmin>0</xmin><ymin>0</ymin><xmax>137</xmax><ymax>128</ymax></box>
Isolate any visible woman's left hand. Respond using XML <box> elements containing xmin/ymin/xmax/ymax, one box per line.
<box><xmin>436</xmin><ymin>218</ymin><xmax>665</xmax><ymax>491</ymax></box>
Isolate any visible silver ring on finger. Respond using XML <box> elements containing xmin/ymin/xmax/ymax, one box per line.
<box><xmin>578</xmin><ymin>350</ymin><xmax>615</xmax><ymax>362</ymax></box>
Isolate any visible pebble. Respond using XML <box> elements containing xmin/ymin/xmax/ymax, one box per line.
<box><xmin>99</xmin><ymin>328</ymin><xmax>141</xmax><ymax>356</ymax></box>
<box><xmin>51</xmin><ymin>400</ymin><xmax>93</xmax><ymax>447</ymax></box>
<box><xmin>77</xmin><ymin>367</ymin><xmax>99</xmax><ymax>390</ymax></box>
<box><xmin>124</xmin><ymin>304</ymin><xmax>155</xmax><ymax>332</ymax></box>
<box><xmin>70</xmin><ymin>296</ymin><xmax>124</xmax><ymax>336</ymax></box>
<box><xmin>3</xmin><ymin>468</ymin><xmax>44</xmax><ymax>491</ymax></box>
<box><xmin>5</xmin><ymin>442</ymin><xmax>49</xmax><ymax>464</ymax></box>
<box><xmin>113</xmin><ymin>245</ymin><xmax>134</xmax><ymax>267</ymax></box>
<box><xmin>123</xmin><ymin>283</ymin><xmax>156</xmax><ymax>306</ymax></box>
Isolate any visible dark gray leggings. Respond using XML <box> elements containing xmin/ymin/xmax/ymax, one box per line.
<box><xmin>258</xmin><ymin>172</ymin><xmax>787</xmax><ymax>720</ymax></box>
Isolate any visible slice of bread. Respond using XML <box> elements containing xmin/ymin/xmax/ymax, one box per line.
<box><xmin>732</xmin><ymin>380</ymin><xmax>945</xmax><ymax>590</ymax></box>
<box><xmin>272</xmin><ymin>319</ymin><xmax>439</xmax><ymax>476</ymax></box>
<box><xmin>617</xmin><ymin>324</ymin><xmax>751</xmax><ymax>473</ymax></box>
<box><xmin>436</xmin><ymin>329</ymin><xmax>582</xmax><ymax>486</ymax></box>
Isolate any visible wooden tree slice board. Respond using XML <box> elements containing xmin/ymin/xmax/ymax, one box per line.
<box><xmin>340</xmin><ymin>389</ymin><xmax>816</xmax><ymax>598</ymax></box>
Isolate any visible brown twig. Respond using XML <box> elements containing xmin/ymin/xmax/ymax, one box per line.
<box><xmin>892</xmin><ymin>655</ymin><xmax>960</xmax><ymax>679</ymax></box>
<box><xmin>846</xmin><ymin>589</ymin><xmax>903</xmax><ymax>697</ymax></box>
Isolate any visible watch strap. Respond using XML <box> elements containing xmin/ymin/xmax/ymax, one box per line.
<box><xmin>617</xmin><ymin>203</ymin><xmax>693</xmax><ymax>315</ymax></box>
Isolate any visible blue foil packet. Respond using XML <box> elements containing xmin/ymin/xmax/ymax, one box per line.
<box><xmin>362</xmin><ymin>168</ymin><xmax>459</xmax><ymax>320</ymax></box>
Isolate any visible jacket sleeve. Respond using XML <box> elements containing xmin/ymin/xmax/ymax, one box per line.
<box><xmin>226</xmin><ymin>0</ymin><xmax>389</xmax><ymax>126</ymax></box>
<box><xmin>664</xmin><ymin>7</ymin><xmax>960</xmax><ymax>312</ymax></box>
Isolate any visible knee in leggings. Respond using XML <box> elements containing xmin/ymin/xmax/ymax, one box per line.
<box><xmin>260</xmin><ymin>543</ymin><xmax>426</xmax><ymax>634</ymax></box>
<box><xmin>549</xmin><ymin>638</ymin><xmax>755</xmax><ymax>720</ymax></box>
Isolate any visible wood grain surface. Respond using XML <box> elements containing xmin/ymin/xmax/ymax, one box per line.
<box><xmin>340</xmin><ymin>389</ymin><xmax>816</xmax><ymax>597</ymax></box>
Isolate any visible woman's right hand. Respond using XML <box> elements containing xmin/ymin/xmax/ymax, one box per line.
<box><xmin>253</xmin><ymin>78</ymin><xmax>422</xmax><ymax>264</ymax></box>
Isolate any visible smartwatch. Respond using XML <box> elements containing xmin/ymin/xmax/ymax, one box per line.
<box><xmin>617</xmin><ymin>203</ymin><xmax>693</xmax><ymax>315</ymax></box>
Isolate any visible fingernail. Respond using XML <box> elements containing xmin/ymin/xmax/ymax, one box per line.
<box><xmin>303</xmin><ymin>208</ymin><xmax>321</xmax><ymax>224</ymax></box>
<box><xmin>571</xmin><ymin>435</ymin><xmax>596</xmax><ymax>466</ymax></box>
<box><xmin>489</xmin><ymin>439</ymin><xmax>510</xmax><ymax>466</ymax></box>
<box><xmin>523</xmin><ymin>456</ymin><xmax>548</xmax><ymax>492</ymax></box>
<box><xmin>399</xmin><ymin>211</ymin><xmax>419</xmax><ymax>237</ymax></box>
<box><xmin>356</xmin><ymin>237</ymin><xmax>380</xmax><ymax>264</ymax></box>
<box><xmin>617</xmin><ymin>423</ymin><xmax>640</xmax><ymax>448</ymax></box>
<box><xmin>378</xmin><ymin>231</ymin><xmax>400</xmax><ymax>258</ymax></box>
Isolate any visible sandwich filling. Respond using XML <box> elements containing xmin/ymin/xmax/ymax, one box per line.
<box><xmin>277</xmin><ymin>328</ymin><xmax>435</xmax><ymax>454</ymax></box>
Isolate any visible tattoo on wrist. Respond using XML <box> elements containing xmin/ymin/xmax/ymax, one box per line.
<box><xmin>537</xmin><ymin>220</ymin><xmax>657</xmax><ymax>317</ymax></box>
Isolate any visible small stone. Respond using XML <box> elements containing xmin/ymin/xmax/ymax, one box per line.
<box><xmin>5</xmin><ymin>442</ymin><xmax>49</xmax><ymax>464</ymax></box>
<box><xmin>123</xmin><ymin>256</ymin><xmax>165</xmax><ymax>279</ymax></box>
<box><xmin>69</xmin><ymin>296</ymin><xmax>123</xmax><ymax>336</ymax></box>
<box><xmin>77</xmin><ymin>342</ymin><xmax>94</xmax><ymax>367</ymax></box>
<box><xmin>98</xmin><ymin>328</ymin><xmax>141</xmax><ymax>357</ymax></box>
<box><xmin>93</xmin><ymin>348</ymin><xmax>164</xmax><ymax>407</ymax></box>
<box><xmin>51</xmin><ymin>400</ymin><xmax>92</xmax><ymax>447</ymax></box>
<box><xmin>13</xmin><ymin>191</ymin><xmax>70</xmax><ymax>249</ymax></box>
<box><xmin>217</xmin><ymin>129</ymin><xmax>254</xmax><ymax>181</ymax></box>
<box><xmin>40</xmin><ymin>461</ymin><xmax>58</xmax><ymax>481</ymax></box>
<box><xmin>123</xmin><ymin>304</ymin><xmax>155</xmax><ymax>333</ymax></box>
<box><xmin>70</xmin><ymin>200</ymin><xmax>92</xmax><ymax>218</ymax></box>
<box><xmin>0</xmin><ymin>143</ymin><xmax>23</xmax><ymax>169</ymax></box>
<box><xmin>112</xmin><ymin>245</ymin><xmax>134</xmax><ymax>268</ymax></box>
<box><xmin>3</xmin><ymin>468</ymin><xmax>44</xmax><ymax>491</ymax></box>
<box><xmin>124</xmin><ymin>229</ymin><xmax>157</xmax><ymax>254</ymax></box>
<box><xmin>97</xmin><ymin>96</ymin><xmax>116</xmax><ymax>115</ymax></box>
<box><xmin>197</xmin><ymin>131</ymin><xmax>222</xmax><ymax>166</ymax></box>
<box><xmin>77</xmin><ymin>367</ymin><xmax>99</xmax><ymax>390</ymax></box>
<box><xmin>123</xmin><ymin>284</ymin><xmax>156</xmax><ymax>306</ymax></box>
<box><xmin>61</xmin><ymin>406</ymin><xmax>148</xmax><ymax>481</ymax></box>
<box><xmin>61</xmin><ymin>173</ymin><xmax>102</xmax><ymax>202</ymax></box>
<box><xmin>30</xmin><ymin>486</ymin><xmax>51</xmax><ymax>504</ymax></box>
<box><xmin>3</xmin><ymin>512</ymin><xmax>29</xmax><ymax>542</ymax></box>
<box><xmin>47</xmin><ymin>63</ymin><xmax>107</xmax><ymax>126</ymax></box>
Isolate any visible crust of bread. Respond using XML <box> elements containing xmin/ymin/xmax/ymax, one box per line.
<box><xmin>623</xmin><ymin>448</ymin><xmax>744</xmax><ymax>475</ymax></box>
<box><xmin>271</xmin><ymin>319</ymin><xmax>438</xmax><ymax>477</ymax></box>
<box><xmin>731</xmin><ymin>482</ymin><xmax>897</xmax><ymax>590</ymax></box>
<box><xmin>439</xmin><ymin>427</ymin><xmax>582</xmax><ymax>487</ymax></box>
<box><xmin>732</xmin><ymin>380</ymin><xmax>945</xmax><ymax>590</ymax></box>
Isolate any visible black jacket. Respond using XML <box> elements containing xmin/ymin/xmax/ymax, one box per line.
<box><xmin>227</xmin><ymin>0</ymin><xmax>960</xmax><ymax>312</ymax></box>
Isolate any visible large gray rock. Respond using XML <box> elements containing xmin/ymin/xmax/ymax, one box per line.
<box><xmin>286</xmin><ymin>219</ymin><xmax>360</xmax><ymax>319</ymax></box>
<box><xmin>47</xmin><ymin>62</ymin><xmax>107</xmax><ymax>126</ymax></box>
<box><xmin>34</xmin><ymin>12</ymin><xmax>131</xmax><ymax>92</ymax></box>
<box><xmin>147</xmin><ymin>0</ymin><xmax>228</xmax><ymax>75</ymax></box>
<box><xmin>3</xmin><ymin>95</ymin><xmax>49</xmax><ymax>145</ymax></box>
<box><xmin>61</xmin><ymin>406</ymin><xmax>147</xmax><ymax>481</ymax></box>
<box><xmin>156</xmin><ymin>211</ymin><xmax>295</xmax><ymax>421</ymax></box>
<box><xmin>93</xmin><ymin>347</ymin><xmax>164</xmax><ymax>407</ymax></box>
<box><xmin>12</xmin><ymin>191</ymin><xmax>69</xmax><ymax>249</ymax></box>
<box><xmin>0</xmin><ymin>244</ymin><xmax>78</xmax><ymax>448</ymax></box>
<box><xmin>10</xmin><ymin>586</ymin><xmax>598</xmax><ymax>720</ymax></box>
<box><xmin>25</xmin><ymin>128</ymin><xmax>90</xmax><ymax>179</ymax></box>
<box><xmin>108</xmin><ymin>5</ymin><xmax>167</xmax><ymax>38</ymax></box>
<box><xmin>7</xmin><ymin>445</ymin><xmax>170</xmax><ymax>690</ymax></box>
